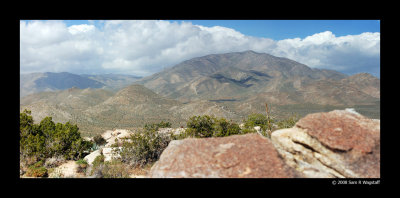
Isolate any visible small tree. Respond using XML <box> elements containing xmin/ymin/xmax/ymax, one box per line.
<box><xmin>185</xmin><ymin>115</ymin><xmax>215</xmax><ymax>138</ymax></box>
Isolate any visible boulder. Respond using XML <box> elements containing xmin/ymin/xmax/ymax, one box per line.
<box><xmin>48</xmin><ymin>160</ymin><xmax>84</xmax><ymax>178</ymax></box>
<box><xmin>84</xmin><ymin>149</ymin><xmax>101</xmax><ymax>165</ymax></box>
<box><xmin>271</xmin><ymin>110</ymin><xmax>380</xmax><ymax>178</ymax></box>
<box><xmin>148</xmin><ymin>133</ymin><xmax>299</xmax><ymax>178</ymax></box>
<box><xmin>102</xmin><ymin>147</ymin><xmax>122</xmax><ymax>162</ymax></box>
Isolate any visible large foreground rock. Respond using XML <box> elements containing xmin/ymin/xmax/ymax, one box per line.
<box><xmin>148</xmin><ymin>133</ymin><xmax>299</xmax><ymax>178</ymax></box>
<box><xmin>271</xmin><ymin>109</ymin><xmax>380</xmax><ymax>178</ymax></box>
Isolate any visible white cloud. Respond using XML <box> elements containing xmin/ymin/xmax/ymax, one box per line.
<box><xmin>20</xmin><ymin>20</ymin><xmax>380</xmax><ymax>77</ymax></box>
<box><xmin>271</xmin><ymin>31</ymin><xmax>380</xmax><ymax>75</ymax></box>
<box><xmin>68</xmin><ymin>24</ymin><xmax>95</xmax><ymax>35</ymax></box>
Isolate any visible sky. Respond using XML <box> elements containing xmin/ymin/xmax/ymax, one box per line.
<box><xmin>20</xmin><ymin>20</ymin><xmax>380</xmax><ymax>77</ymax></box>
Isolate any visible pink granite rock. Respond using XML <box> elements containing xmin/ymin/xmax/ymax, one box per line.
<box><xmin>148</xmin><ymin>133</ymin><xmax>299</xmax><ymax>178</ymax></box>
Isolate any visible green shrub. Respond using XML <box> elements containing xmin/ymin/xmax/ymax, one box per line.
<box><xmin>144</xmin><ymin>121</ymin><xmax>172</xmax><ymax>132</ymax></box>
<box><xmin>20</xmin><ymin>109</ymin><xmax>93</xmax><ymax>162</ymax></box>
<box><xmin>213</xmin><ymin>118</ymin><xmax>241</xmax><ymax>137</ymax></box>
<box><xmin>119</xmin><ymin>129</ymin><xmax>171</xmax><ymax>168</ymax></box>
<box><xmin>185</xmin><ymin>115</ymin><xmax>215</xmax><ymax>138</ymax></box>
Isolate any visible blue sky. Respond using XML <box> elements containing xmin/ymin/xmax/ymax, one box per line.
<box><xmin>20</xmin><ymin>20</ymin><xmax>380</xmax><ymax>77</ymax></box>
<box><xmin>64</xmin><ymin>20</ymin><xmax>380</xmax><ymax>40</ymax></box>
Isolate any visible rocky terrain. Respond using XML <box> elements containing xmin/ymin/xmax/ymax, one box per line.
<box><xmin>148</xmin><ymin>109</ymin><xmax>380</xmax><ymax>178</ymax></box>
<box><xmin>22</xmin><ymin>108</ymin><xmax>379</xmax><ymax>178</ymax></box>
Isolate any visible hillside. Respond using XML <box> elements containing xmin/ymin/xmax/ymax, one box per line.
<box><xmin>135</xmin><ymin>50</ymin><xmax>380</xmax><ymax>119</ymax></box>
<box><xmin>20</xmin><ymin>84</ymin><xmax>241</xmax><ymax>136</ymax></box>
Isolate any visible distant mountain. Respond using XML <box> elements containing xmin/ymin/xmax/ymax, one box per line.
<box><xmin>135</xmin><ymin>50</ymin><xmax>349</xmax><ymax>101</ymax></box>
<box><xmin>135</xmin><ymin>50</ymin><xmax>380</xmax><ymax>118</ymax></box>
<box><xmin>81</xmin><ymin>73</ymin><xmax>142</xmax><ymax>91</ymax></box>
<box><xmin>20</xmin><ymin>72</ymin><xmax>142</xmax><ymax>98</ymax></box>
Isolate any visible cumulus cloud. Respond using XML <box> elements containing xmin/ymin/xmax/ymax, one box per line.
<box><xmin>20</xmin><ymin>20</ymin><xmax>380</xmax><ymax>77</ymax></box>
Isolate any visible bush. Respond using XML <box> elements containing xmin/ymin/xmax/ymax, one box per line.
<box><xmin>93</xmin><ymin>134</ymin><xmax>106</xmax><ymax>146</ymax></box>
<box><xmin>90</xmin><ymin>154</ymin><xmax>105</xmax><ymax>176</ymax></box>
<box><xmin>276</xmin><ymin>114</ymin><xmax>299</xmax><ymax>129</ymax></box>
<box><xmin>185</xmin><ymin>115</ymin><xmax>215</xmax><ymax>138</ymax></box>
<box><xmin>213</xmin><ymin>118</ymin><xmax>241</xmax><ymax>137</ymax></box>
<box><xmin>243</xmin><ymin>113</ymin><xmax>275</xmax><ymax>138</ymax></box>
<box><xmin>119</xmin><ymin>129</ymin><xmax>171</xmax><ymax>168</ymax></box>
<box><xmin>76</xmin><ymin>159</ymin><xmax>88</xmax><ymax>173</ymax></box>
<box><xmin>144</xmin><ymin>121</ymin><xmax>172</xmax><ymax>132</ymax></box>
<box><xmin>183</xmin><ymin>115</ymin><xmax>242</xmax><ymax>138</ymax></box>
<box><xmin>20</xmin><ymin>109</ymin><xmax>93</xmax><ymax>162</ymax></box>
<box><xmin>101</xmin><ymin>159</ymin><xmax>130</xmax><ymax>178</ymax></box>
<box><xmin>26</xmin><ymin>160</ymin><xmax>48</xmax><ymax>177</ymax></box>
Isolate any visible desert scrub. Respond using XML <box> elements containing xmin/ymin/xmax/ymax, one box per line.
<box><xmin>144</xmin><ymin>121</ymin><xmax>172</xmax><ymax>132</ymax></box>
<box><xmin>76</xmin><ymin>159</ymin><xmax>88</xmax><ymax>173</ymax></box>
<box><xmin>93</xmin><ymin>134</ymin><xmax>106</xmax><ymax>146</ymax></box>
<box><xmin>119</xmin><ymin>129</ymin><xmax>171</xmax><ymax>168</ymax></box>
<box><xmin>100</xmin><ymin>159</ymin><xmax>130</xmax><ymax>178</ymax></box>
<box><xmin>276</xmin><ymin>114</ymin><xmax>299</xmax><ymax>129</ymax></box>
<box><xmin>242</xmin><ymin>113</ymin><xmax>275</xmax><ymax>138</ymax></box>
<box><xmin>90</xmin><ymin>154</ymin><xmax>105</xmax><ymax>176</ymax></box>
<box><xmin>26</xmin><ymin>160</ymin><xmax>48</xmax><ymax>177</ymax></box>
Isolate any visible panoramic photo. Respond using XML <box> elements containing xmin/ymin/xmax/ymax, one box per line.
<box><xmin>19</xmin><ymin>20</ymin><xmax>380</xmax><ymax>179</ymax></box>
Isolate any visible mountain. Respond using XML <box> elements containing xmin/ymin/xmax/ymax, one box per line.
<box><xmin>20</xmin><ymin>51</ymin><xmax>380</xmax><ymax>135</ymax></box>
<box><xmin>135</xmin><ymin>50</ymin><xmax>349</xmax><ymax>101</ymax></box>
<box><xmin>135</xmin><ymin>50</ymin><xmax>380</xmax><ymax>118</ymax></box>
<box><xmin>80</xmin><ymin>73</ymin><xmax>142</xmax><ymax>91</ymax></box>
<box><xmin>20</xmin><ymin>72</ymin><xmax>142</xmax><ymax>98</ymax></box>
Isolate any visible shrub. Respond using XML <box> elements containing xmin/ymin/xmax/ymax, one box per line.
<box><xmin>185</xmin><ymin>115</ymin><xmax>215</xmax><ymax>138</ymax></box>
<box><xmin>276</xmin><ymin>114</ymin><xmax>299</xmax><ymax>129</ymax></box>
<box><xmin>76</xmin><ymin>159</ymin><xmax>88</xmax><ymax>173</ymax></box>
<box><xmin>90</xmin><ymin>154</ymin><xmax>105</xmax><ymax>176</ymax></box>
<box><xmin>243</xmin><ymin>113</ymin><xmax>275</xmax><ymax>138</ymax></box>
<box><xmin>20</xmin><ymin>109</ymin><xmax>93</xmax><ymax>162</ymax></box>
<box><xmin>101</xmin><ymin>159</ymin><xmax>130</xmax><ymax>178</ymax></box>
<box><xmin>144</xmin><ymin>121</ymin><xmax>172</xmax><ymax>132</ymax></box>
<box><xmin>26</xmin><ymin>160</ymin><xmax>48</xmax><ymax>177</ymax></box>
<box><xmin>119</xmin><ymin>129</ymin><xmax>171</xmax><ymax>168</ymax></box>
<box><xmin>93</xmin><ymin>134</ymin><xmax>106</xmax><ymax>146</ymax></box>
<box><xmin>213</xmin><ymin>118</ymin><xmax>241</xmax><ymax>137</ymax></box>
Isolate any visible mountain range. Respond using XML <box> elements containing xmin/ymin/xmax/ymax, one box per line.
<box><xmin>20</xmin><ymin>50</ymin><xmax>380</xmax><ymax>136</ymax></box>
<box><xmin>20</xmin><ymin>72</ymin><xmax>142</xmax><ymax>98</ymax></box>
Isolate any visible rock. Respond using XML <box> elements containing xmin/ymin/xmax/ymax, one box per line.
<box><xmin>101</xmin><ymin>130</ymin><xmax>114</xmax><ymax>140</ymax></box>
<box><xmin>102</xmin><ymin>147</ymin><xmax>121</xmax><ymax>162</ymax></box>
<box><xmin>148</xmin><ymin>133</ymin><xmax>299</xmax><ymax>178</ymax></box>
<box><xmin>84</xmin><ymin>149</ymin><xmax>102</xmax><ymax>165</ymax></box>
<box><xmin>271</xmin><ymin>110</ymin><xmax>380</xmax><ymax>178</ymax></box>
<box><xmin>103</xmin><ymin>129</ymin><xmax>133</xmax><ymax>147</ymax></box>
<box><xmin>48</xmin><ymin>160</ymin><xmax>84</xmax><ymax>178</ymax></box>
